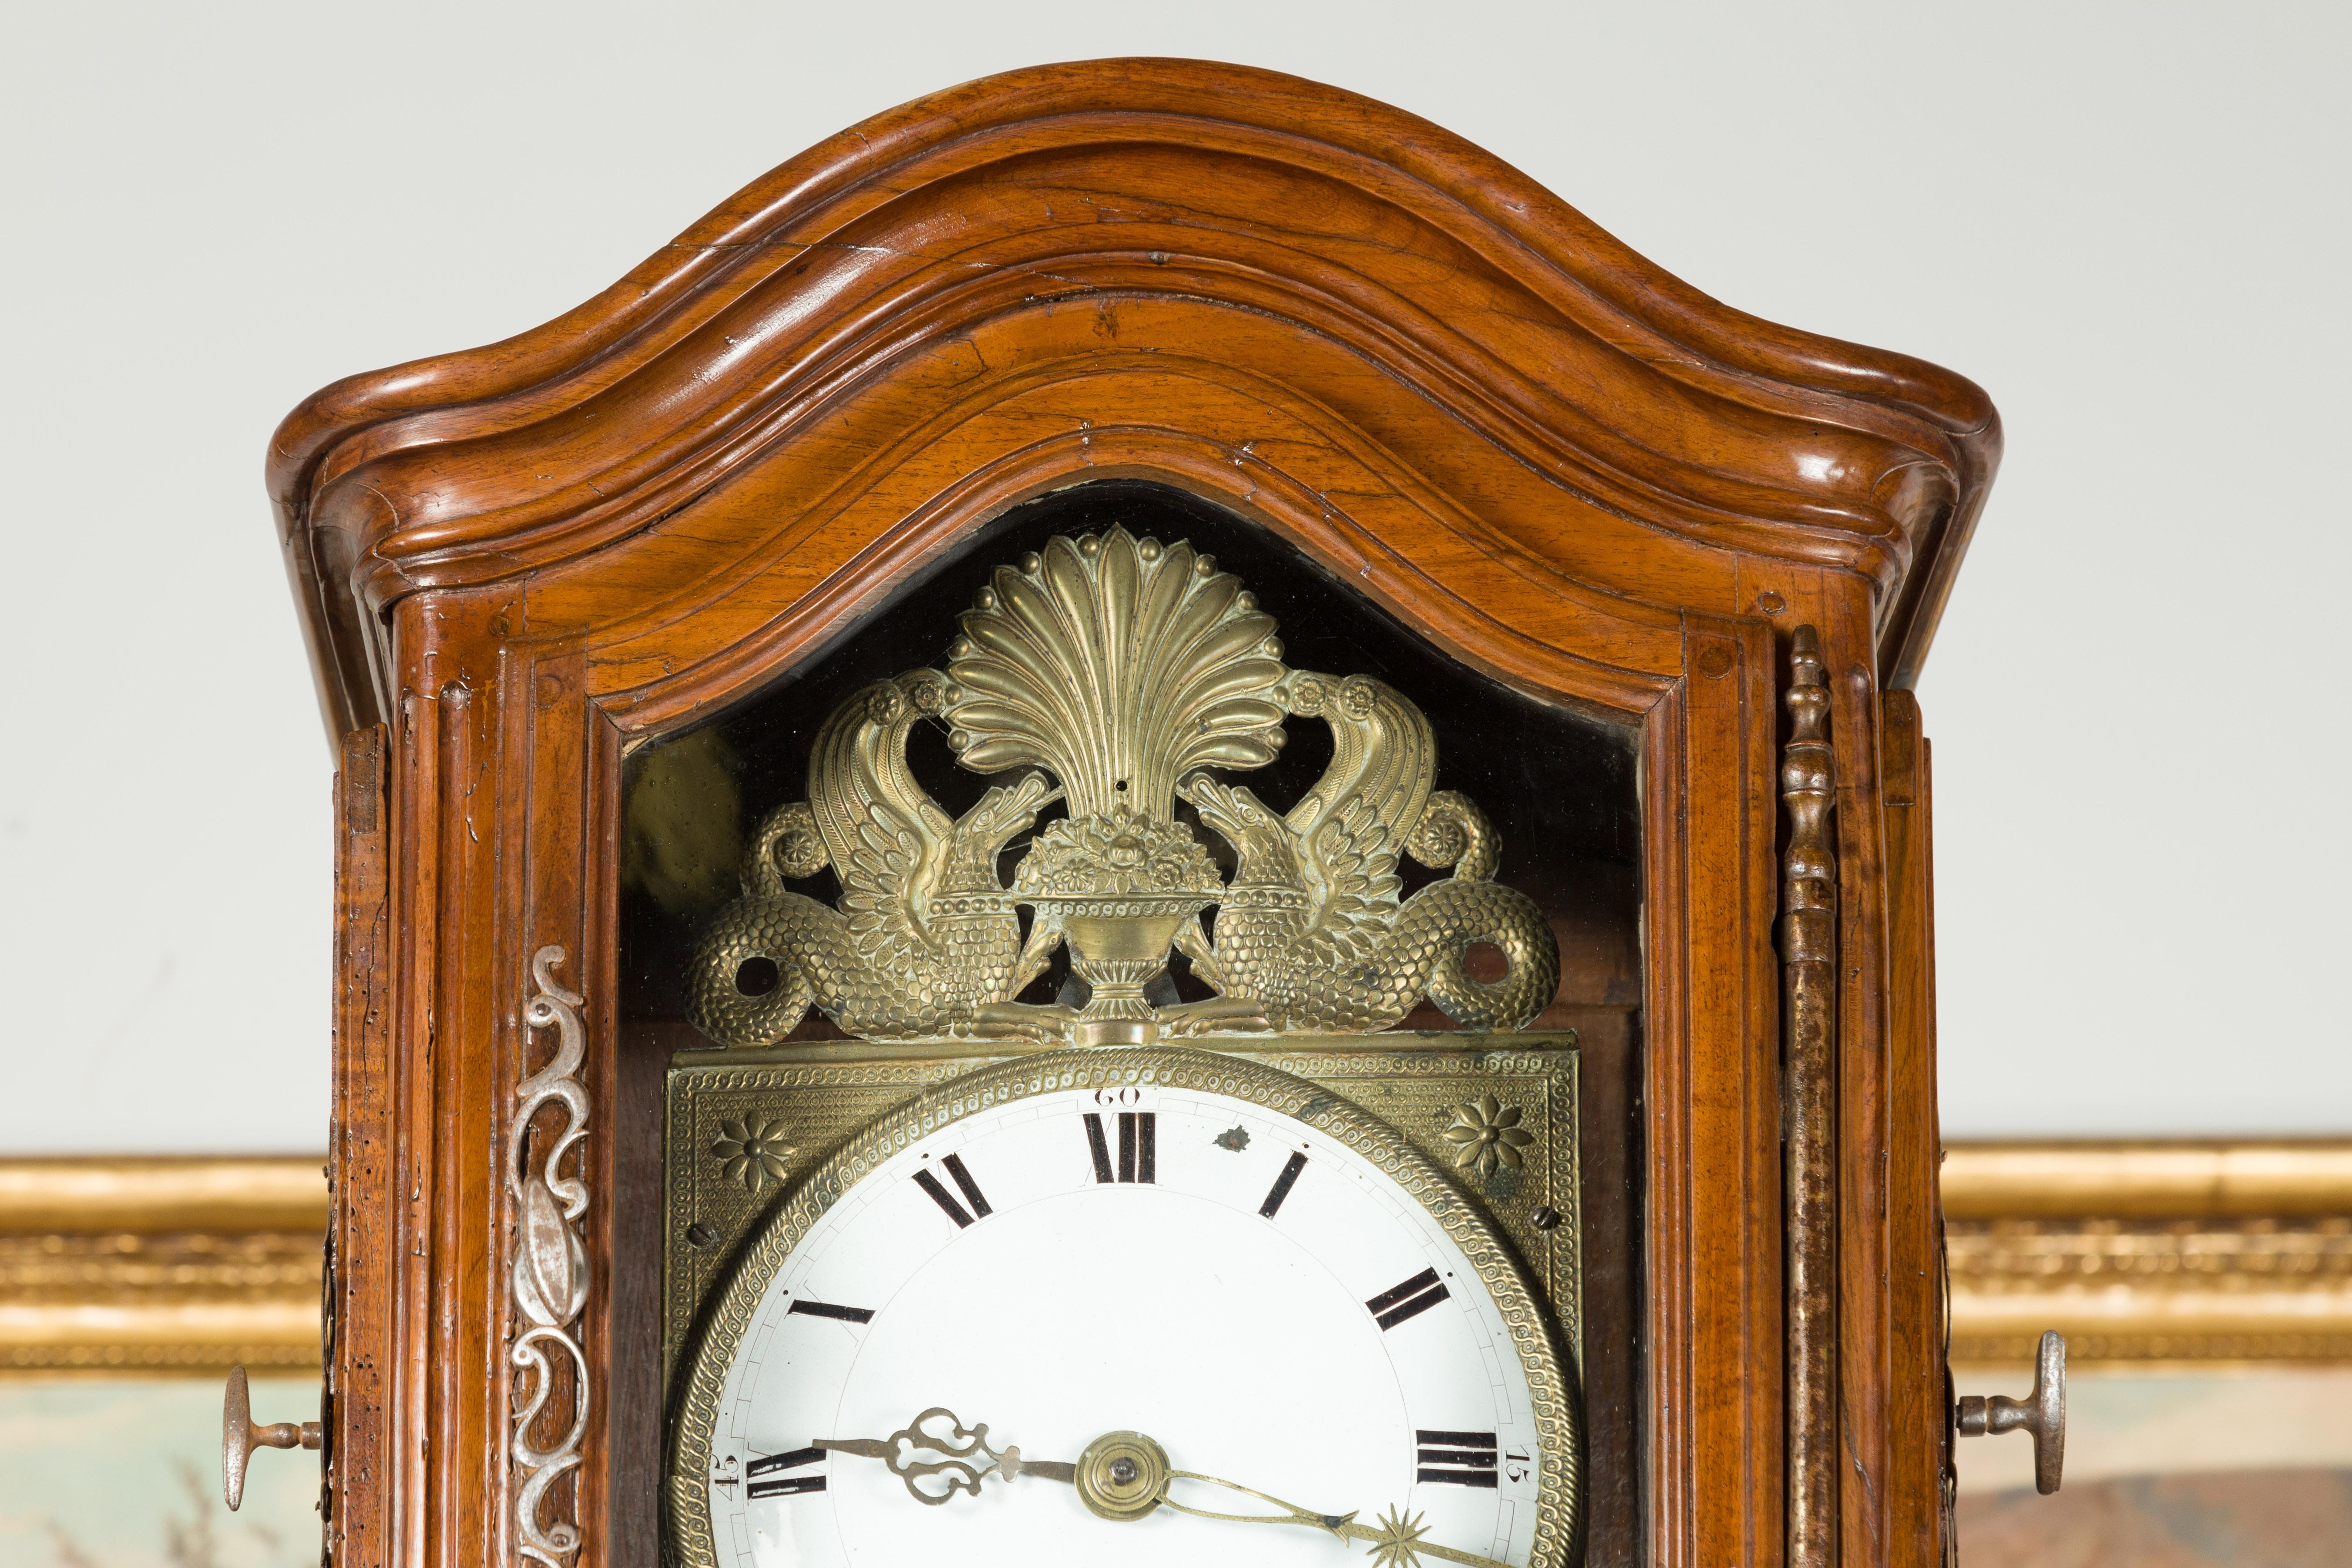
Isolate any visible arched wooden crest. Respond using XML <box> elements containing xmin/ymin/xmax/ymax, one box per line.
<box><xmin>287</xmin><ymin>58</ymin><xmax>1994</xmax><ymax>1568</ymax></box>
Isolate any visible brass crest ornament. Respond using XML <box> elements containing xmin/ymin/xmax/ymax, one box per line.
<box><xmin>686</xmin><ymin>529</ymin><xmax>1560</xmax><ymax>1048</ymax></box>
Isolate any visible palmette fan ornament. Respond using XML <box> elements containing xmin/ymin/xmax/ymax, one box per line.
<box><xmin>941</xmin><ymin>531</ymin><xmax>1289</xmax><ymax>819</ymax></box>
<box><xmin>684</xmin><ymin>526</ymin><xmax>1560</xmax><ymax>1049</ymax></box>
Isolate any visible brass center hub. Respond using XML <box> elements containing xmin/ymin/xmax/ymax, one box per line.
<box><xmin>1074</xmin><ymin>1430</ymin><xmax>1170</xmax><ymax>1522</ymax></box>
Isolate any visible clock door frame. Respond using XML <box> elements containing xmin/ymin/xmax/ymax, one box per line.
<box><xmin>289</xmin><ymin>58</ymin><xmax>1995</xmax><ymax>1568</ymax></box>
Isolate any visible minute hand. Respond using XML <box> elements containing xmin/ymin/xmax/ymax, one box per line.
<box><xmin>1161</xmin><ymin>1469</ymin><xmax>1515</xmax><ymax>1568</ymax></box>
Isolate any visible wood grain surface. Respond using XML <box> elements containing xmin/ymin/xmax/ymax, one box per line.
<box><xmin>328</xmin><ymin>725</ymin><xmax>390</xmax><ymax>1568</ymax></box>
<box><xmin>285</xmin><ymin>58</ymin><xmax>1997</xmax><ymax>1568</ymax></box>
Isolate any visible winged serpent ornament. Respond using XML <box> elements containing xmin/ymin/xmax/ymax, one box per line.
<box><xmin>686</xmin><ymin>527</ymin><xmax>1559</xmax><ymax>1048</ymax></box>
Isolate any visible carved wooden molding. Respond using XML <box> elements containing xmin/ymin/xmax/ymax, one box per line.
<box><xmin>265</xmin><ymin>58</ymin><xmax>1998</xmax><ymax>742</ymax></box>
<box><xmin>1781</xmin><ymin>625</ymin><xmax>1839</xmax><ymax>1567</ymax></box>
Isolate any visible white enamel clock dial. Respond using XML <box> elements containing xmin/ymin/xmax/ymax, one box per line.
<box><xmin>672</xmin><ymin>1053</ymin><xmax>1572</xmax><ymax>1568</ymax></box>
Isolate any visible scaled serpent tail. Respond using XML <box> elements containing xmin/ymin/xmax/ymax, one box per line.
<box><xmin>685</xmin><ymin>801</ymin><xmax>851</xmax><ymax>1048</ymax></box>
<box><xmin>1184</xmin><ymin>779</ymin><xmax>1559</xmax><ymax>1034</ymax></box>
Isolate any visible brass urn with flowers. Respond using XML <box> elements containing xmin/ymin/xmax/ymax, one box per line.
<box><xmin>944</xmin><ymin>530</ymin><xmax>1283</xmax><ymax>1044</ymax></box>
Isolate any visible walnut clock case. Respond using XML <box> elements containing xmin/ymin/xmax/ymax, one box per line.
<box><xmin>265</xmin><ymin>59</ymin><xmax>1998</xmax><ymax>1568</ymax></box>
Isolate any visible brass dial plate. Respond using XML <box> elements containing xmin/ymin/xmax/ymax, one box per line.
<box><xmin>662</xmin><ymin>1036</ymin><xmax>1581</xmax><ymax>1568</ymax></box>
<box><xmin>664</xmin><ymin>1034</ymin><xmax>1581</xmax><ymax>1376</ymax></box>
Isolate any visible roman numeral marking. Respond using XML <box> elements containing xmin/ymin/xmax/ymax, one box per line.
<box><xmin>1083</xmin><ymin>1112</ymin><xmax>1156</xmax><ymax>1182</ymax></box>
<box><xmin>746</xmin><ymin>1474</ymin><xmax>825</xmax><ymax>1498</ymax></box>
<box><xmin>746</xmin><ymin>1447</ymin><xmax>827</xmax><ymax>1499</ymax></box>
<box><xmin>943</xmin><ymin>1153</ymin><xmax>991</xmax><ymax>1215</ymax></box>
<box><xmin>1259</xmin><ymin>1150</ymin><xmax>1308</xmax><ymax>1218</ymax></box>
<box><xmin>1120</xmin><ymin>1111</ymin><xmax>1155</xmax><ymax>1182</ymax></box>
<box><xmin>1366</xmin><ymin>1266</ymin><xmax>1451</xmax><ymax>1330</ymax></box>
<box><xmin>1084</xmin><ymin>1113</ymin><xmax>1114</xmax><ymax>1183</ymax></box>
<box><xmin>913</xmin><ymin>1155</ymin><xmax>991</xmax><ymax>1227</ymax></box>
<box><xmin>749</xmin><ymin>1447</ymin><xmax>825</xmax><ymax>1474</ymax></box>
<box><xmin>1415</xmin><ymin>1430</ymin><xmax>1499</xmax><ymax>1487</ymax></box>
<box><xmin>911</xmin><ymin>1167</ymin><xmax>968</xmax><ymax>1226</ymax></box>
<box><xmin>1417</xmin><ymin>1428</ymin><xmax>1496</xmax><ymax>1448</ymax></box>
<box><xmin>786</xmin><ymin>1299</ymin><xmax>874</xmax><ymax>1324</ymax></box>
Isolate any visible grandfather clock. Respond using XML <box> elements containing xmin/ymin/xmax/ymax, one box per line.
<box><xmin>248</xmin><ymin>59</ymin><xmax>2019</xmax><ymax>1568</ymax></box>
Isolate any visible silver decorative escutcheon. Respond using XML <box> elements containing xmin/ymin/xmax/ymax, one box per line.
<box><xmin>510</xmin><ymin>945</ymin><xmax>591</xmax><ymax>1567</ymax></box>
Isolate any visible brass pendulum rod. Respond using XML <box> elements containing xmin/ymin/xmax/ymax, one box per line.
<box><xmin>1781</xmin><ymin>626</ymin><xmax>1839</xmax><ymax>1568</ymax></box>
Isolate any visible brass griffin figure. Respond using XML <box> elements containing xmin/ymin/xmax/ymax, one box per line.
<box><xmin>685</xmin><ymin>528</ymin><xmax>1559</xmax><ymax>1048</ymax></box>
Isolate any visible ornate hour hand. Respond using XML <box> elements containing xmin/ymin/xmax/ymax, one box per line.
<box><xmin>815</xmin><ymin>1407</ymin><xmax>1075</xmax><ymax>1505</ymax></box>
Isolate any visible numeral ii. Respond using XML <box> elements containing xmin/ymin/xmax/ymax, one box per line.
<box><xmin>913</xmin><ymin>1153</ymin><xmax>992</xmax><ymax>1227</ymax></box>
<box><xmin>1366</xmin><ymin>1266</ymin><xmax>1451</xmax><ymax>1329</ymax></box>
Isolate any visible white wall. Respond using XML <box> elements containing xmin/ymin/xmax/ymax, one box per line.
<box><xmin>3</xmin><ymin>2</ymin><xmax>2345</xmax><ymax>1152</ymax></box>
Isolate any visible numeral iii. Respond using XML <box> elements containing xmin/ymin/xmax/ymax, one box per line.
<box><xmin>1416</xmin><ymin>1429</ymin><xmax>1499</xmax><ymax>1488</ymax></box>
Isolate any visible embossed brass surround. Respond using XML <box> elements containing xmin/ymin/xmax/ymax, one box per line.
<box><xmin>662</xmin><ymin>1033</ymin><xmax>1583</xmax><ymax>1378</ymax></box>
<box><xmin>664</xmin><ymin>1041</ymin><xmax>1583</xmax><ymax>1568</ymax></box>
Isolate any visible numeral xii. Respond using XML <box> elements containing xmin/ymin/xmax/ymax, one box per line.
<box><xmin>1082</xmin><ymin>1111</ymin><xmax>1155</xmax><ymax>1183</ymax></box>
